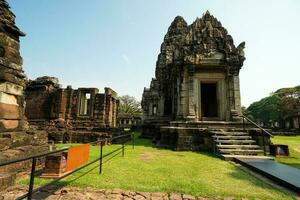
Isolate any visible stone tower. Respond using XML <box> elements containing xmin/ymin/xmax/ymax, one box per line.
<box><xmin>142</xmin><ymin>11</ymin><xmax>246</xmax><ymax>123</ymax></box>
<box><xmin>0</xmin><ymin>0</ymin><xmax>48</xmax><ymax>191</ymax></box>
<box><xmin>0</xmin><ymin>0</ymin><xmax>27</xmax><ymax>131</ymax></box>
<box><xmin>141</xmin><ymin>12</ymin><xmax>270</xmax><ymax>154</ymax></box>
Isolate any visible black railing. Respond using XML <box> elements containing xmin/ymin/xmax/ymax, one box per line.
<box><xmin>241</xmin><ymin>114</ymin><xmax>273</xmax><ymax>155</ymax></box>
<box><xmin>0</xmin><ymin>133</ymin><xmax>134</xmax><ymax>200</ymax></box>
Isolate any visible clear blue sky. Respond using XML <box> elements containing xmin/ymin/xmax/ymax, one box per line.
<box><xmin>9</xmin><ymin>0</ymin><xmax>300</xmax><ymax>107</ymax></box>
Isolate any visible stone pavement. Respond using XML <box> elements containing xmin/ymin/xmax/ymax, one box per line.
<box><xmin>0</xmin><ymin>186</ymin><xmax>257</xmax><ymax>200</ymax></box>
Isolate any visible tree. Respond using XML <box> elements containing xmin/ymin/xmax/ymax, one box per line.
<box><xmin>118</xmin><ymin>95</ymin><xmax>142</xmax><ymax>115</ymax></box>
<box><xmin>246</xmin><ymin>85</ymin><xmax>300</xmax><ymax>126</ymax></box>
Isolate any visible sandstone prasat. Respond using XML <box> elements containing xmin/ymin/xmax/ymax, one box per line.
<box><xmin>142</xmin><ymin>11</ymin><xmax>270</xmax><ymax>154</ymax></box>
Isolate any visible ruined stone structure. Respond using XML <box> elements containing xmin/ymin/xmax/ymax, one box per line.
<box><xmin>0</xmin><ymin>0</ymin><xmax>48</xmax><ymax>190</ymax></box>
<box><xmin>25</xmin><ymin>76</ymin><xmax>119</xmax><ymax>143</ymax></box>
<box><xmin>118</xmin><ymin>113</ymin><xmax>142</xmax><ymax>129</ymax></box>
<box><xmin>142</xmin><ymin>11</ymin><xmax>269</xmax><ymax>157</ymax></box>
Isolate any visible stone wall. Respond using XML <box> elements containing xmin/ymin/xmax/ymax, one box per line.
<box><xmin>0</xmin><ymin>0</ymin><xmax>48</xmax><ymax>191</ymax></box>
<box><xmin>118</xmin><ymin>113</ymin><xmax>142</xmax><ymax>129</ymax></box>
<box><xmin>25</xmin><ymin>76</ymin><xmax>120</xmax><ymax>143</ymax></box>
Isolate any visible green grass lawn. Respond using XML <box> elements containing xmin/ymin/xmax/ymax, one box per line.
<box><xmin>272</xmin><ymin>135</ymin><xmax>300</xmax><ymax>169</ymax></box>
<box><xmin>26</xmin><ymin>133</ymin><xmax>295</xmax><ymax>200</ymax></box>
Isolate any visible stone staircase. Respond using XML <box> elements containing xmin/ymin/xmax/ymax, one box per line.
<box><xmin>212</xmin><ymin>130</ymin><xmax>264</xmax><ymax>159</ymax></box>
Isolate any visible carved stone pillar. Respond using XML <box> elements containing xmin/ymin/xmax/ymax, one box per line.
<box><xmin>186</xmin><ymin>66</ymin><xmax>196</xmax><ymax>120</ymax></box>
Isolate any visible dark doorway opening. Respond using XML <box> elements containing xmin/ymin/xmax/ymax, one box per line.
<box><xmin>201</xmin><ymin>83</ymin><xmax>218</xmax><ymax>118</ymax></box>
<box><xmin>164</xmin><ymin>97</ymin><xmax>172</xmax><ymax>115</ymax></box>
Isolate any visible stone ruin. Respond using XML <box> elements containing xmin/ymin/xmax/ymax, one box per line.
<box><xmin>0</xmin><ymin>0</ymin><xmax>48</xmax><ymax>190</ymax></box>
<box><xmin>25</xmin><ymin>76</ymin><xmax>119</xmax><ymax>143</ymax></box>
<box><xmin>118</xmin><ymin>112</ymin><xmax>142</xmax><ymax>129</ymax></box>
<box><xmin>142</xmin><ymin>11</ymin><xmax>270</xmax><ymax>156</ymax></box>
<box><xmin>0</xmin><ymin>0</ymin><xmax>121</xmax><ymax>191</ymax></box>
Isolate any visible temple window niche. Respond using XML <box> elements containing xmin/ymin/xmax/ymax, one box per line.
<box><xmin>152</xmin><ymin>105</ymin><xmax>157</xmax><ymax>115</ymax></box>
<box><xmin>79</xmin><ymin>92</ymin><xmax>91</xmax><ymax>116</ymax></box>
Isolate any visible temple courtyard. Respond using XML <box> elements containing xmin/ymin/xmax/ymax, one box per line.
<box><xmin>0</xmin><ymin>134</ymin><xmax>296</xmax><ymax>200</ymax></box>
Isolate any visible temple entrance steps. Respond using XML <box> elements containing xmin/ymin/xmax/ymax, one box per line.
<box><xmin>212</xmin><ymin>130</ymin><xmax>264</xmax><ymax>158</ymax></box>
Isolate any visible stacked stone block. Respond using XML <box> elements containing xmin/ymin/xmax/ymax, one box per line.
<box><xmin>0</xmin><ymin>0</ymin><xmax>48</xmax><ymax>191</ymax></box>
<box><xmin>25</xmin><ymin>77</ymin><xmax>120</xmax><ymax>143</ymax></box>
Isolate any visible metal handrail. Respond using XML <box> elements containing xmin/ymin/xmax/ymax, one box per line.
<box><xmin>89</xmin><ymin>133</ymin><xmax>132</xmax><ymax>145</ymax></box>
<box><xmin>241</xmin><ymin>114</ymin><xmax>274</xmax><ymax>137</ymax></box>
<box><xmin>0</xmin><ymin>133</ymin><xmax>135</xmax><ymax>200</ymax></box>
<box><xmin>0</xmin><ymin>147</ymin><xmax>70</xmax><ymax>167</ymax></box>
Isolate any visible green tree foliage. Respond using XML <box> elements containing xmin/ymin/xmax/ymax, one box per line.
<box><xmin>118</xmin><ymin>95</ymin><xmax>142</xmax><ymax>115</ymax></box>
<box><xmin>246</xmin><ymin>86</ymin><xmax>300</xmax><ymax>124</ymax></box>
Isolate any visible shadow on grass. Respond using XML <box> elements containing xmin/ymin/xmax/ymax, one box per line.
<box><xmin>32</xmin><ymin>164</ymin><xmax>99</xmax><ymax>199</ymax></box>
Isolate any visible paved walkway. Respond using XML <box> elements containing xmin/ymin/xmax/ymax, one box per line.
<box><xmin>236</xmin><ymin>158</ymin><xmax>300</xmax><ymax>193</ymax></box>
<box><xmin>0</xmin><ymin>186</ymin><xmax>252</xmax><ymax>200</ymax></box>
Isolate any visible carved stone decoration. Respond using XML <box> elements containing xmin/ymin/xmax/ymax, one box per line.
<box><xmin>142</xmin><ymin>11</ymin><xmax>246</xmax><ymax>138</ymax></box>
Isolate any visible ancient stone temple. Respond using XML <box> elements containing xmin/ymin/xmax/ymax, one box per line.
<box><xmin>142</xmin><ymin>11</ymin><xmax>269</xmax><ymax>156</ymax></box>
<box><xmin>25</xmin><ymin>76</ymin><xmax>119</xmax><ymax>143</ymax></box>
<box><xmin>0</xmin><ymin>0</ymin><xmax>48</xmax><ymax>190</ymax></box>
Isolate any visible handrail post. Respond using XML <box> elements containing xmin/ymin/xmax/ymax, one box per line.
<box><xmin>243</xmin><ymin>116</ymin><xmax>245</xmax><ymax>131</ymax></box>
<box><xmin>213</xmin><ymin>133</ymin><xmax>217</xmax><ymax>155</ymax></box>
<box><xmin>99</xmin><ymin>141</ymin><xmax>103</xmax><ymax>174</ymax></box>
<box><xmin>132</xmin><ymin>132</ymin><xmax>135</xmax><ymax>149</ymax></box>
<box><xmin>122</xmin><ymin>139</ymin><xmax>125</xmax><ymax>157</ymax></box>
<box><xmin>28</xmin><ymin>157</ymin><xmax>37</xmax><ymax>200</ymax></box>
<box><xmin>262</xmin><ymin>135</ymin><xmax>266</xmax><ymax>156</ymax></box>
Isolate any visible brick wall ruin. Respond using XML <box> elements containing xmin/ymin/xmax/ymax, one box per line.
<box><xmin>25</xmin><ymin>76</ymin><xmax>119</xmax><ymax>143</ymax></box>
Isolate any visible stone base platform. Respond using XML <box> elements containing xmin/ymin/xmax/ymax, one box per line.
<box><xmin>156</xmin><ymin>121</ymin><xmax>270</xmax><ymax>152</ymax></box>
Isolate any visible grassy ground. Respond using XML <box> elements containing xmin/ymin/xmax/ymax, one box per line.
<box><xmin>272</xmin><ymin>136</ymin><xmax>300</xmax><ymax>169</ymax></box>
<box><xmin>24</xmin><ymin>133</ymin><xmax>295</xmax><ymax>200</ymax></box>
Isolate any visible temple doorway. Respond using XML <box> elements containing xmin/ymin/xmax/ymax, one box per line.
<box><xmin>201</xmin><ymin>83</ymin><xmax>218</xmax><ymax>118</ymax></box>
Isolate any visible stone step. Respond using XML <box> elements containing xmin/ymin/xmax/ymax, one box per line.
<box><xmin>213</xmin><ymin>135</ymin><xmax>252</xmax><ymax>140</ymax></box>
<box><xmin>219</xmin><ymin>149</ymin><xmax>264</xmax><ymax>154</ymax></box>
<box><xmin>212</xmin><ymin>131</ymin><xmax>249</xmax><ymax>136</ymax></box>
<box><xmin>217</xmin><ymin>144</ymin><xmax>261</xmax><ymax>149</ymax></box>
<box><xmin>221</xmin><ymin>155</ymin><xmax>273</xmax><ymax>161</ymax></box>
<box><xmin>215</xmin><ymin>140</ymin><xmax>256</xmax><ymax>144</ymax></box>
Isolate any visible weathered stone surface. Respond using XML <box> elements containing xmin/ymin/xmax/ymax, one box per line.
<box><xmin>0</xmin><ymin>186</ymin><xmax>260</xmax><ymax>200</ymax></box>
<box><xmin>0</xmin><ymin>103</ymin><xmax>19</xmax><ymax>119</ymax></box>
<box><xmin>141</xmin><ymin>11</ymin><xmax>246</xmax><ymax>150</ymax></box>
<box><xmin>182</xmin><ymin>194</ymin><xmax>196</xmax><ymax>200</ymax></box>
<box><xmin>0</xmin><ymin>0</ymin><xmax>48</xmax><ymax>191</ymax></box>
<box><xmin>170</xmin><ymin>193</ymin><xmax>182</xmax><ymax>200</ymax></box>
<box><xmin>0</xmin><ymin>173</ymin><xmax>16</xmax><ymax>191</ymax></box>
<box><xmin>0</xmin><ymin>137</ymin><xmax>11</xmax><ymax>150</ymax></box>
<box><xmin>0</xmin><ymin>119</ymin><xmax>18</xmax><ymax>130</ymax></box>
<box><xmin>0</xmin><ymin>92</ymin><xmax>17</xmax><ymax>105</ymax></box>
<box><xmin>25</xmin><ymin>77</ymin><xmax>120</xmax><ymax>143</ymax></box>
<box><xmin>0</xmin><ymin>81</ymin><xmax>23</xmax><ymax>96</ymax></box>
